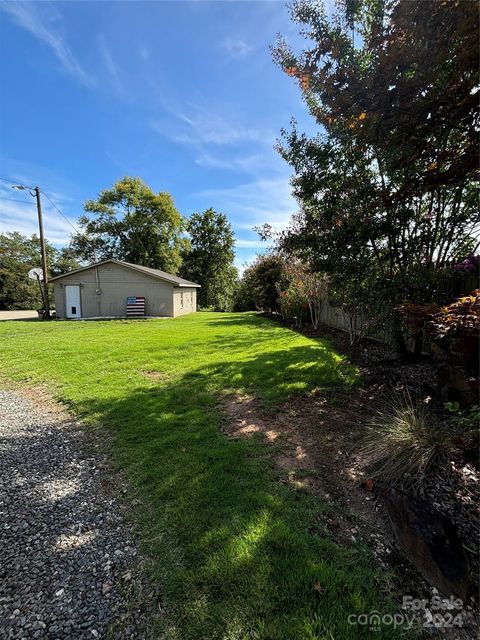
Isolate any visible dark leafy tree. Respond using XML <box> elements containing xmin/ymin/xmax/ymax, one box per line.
<box><xmin>235</xmin><ymin>254</ymin><xmax>289</xmax><ymax>313</ymax></box>
<box><xmin>180</xmin><ymin>208</ymin><xmax>237</xmax><ymax>311</ymax></box>
<box><xmin>0</xmin><ymin>232</ymin><xmax>80</xmax><ymax>310</ymax></box>
<box><xmin>233</xmin><ymin>274</ymin><xmax>257</xmax><ymax>311</ymax></box>
<box><xmin>53</xmin><ymin>246</ymin><xmax>83</xmax><ymax>277</ymax></box>
<box><xmin>272</xmin><ymin>0</ymin><xmax>479</xmax><ymax>312</ymax></box>
<box><xmin>71</xmin><ymin>176</ymin><xmax>187</xmax><ymax>273</ymax></box>
<box><xmin>275</xmin><ymin>0</ymin><xmax>478</xmax><ymax>189</ymax></box>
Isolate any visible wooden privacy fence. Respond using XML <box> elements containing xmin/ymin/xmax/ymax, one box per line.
<box><xmin>317</xmin><ymin>270</ymin><xmax>478</xmax><ymax>347</ymax></box>
<box><xmin>319</xmin><ymin>299</ymin><xmax>355</xmax><ymax>333</ymax></box>
<box><xmin>318</xmin><ymin>299</ymin><xmax>394</xmax><ymax>345</ymax></box>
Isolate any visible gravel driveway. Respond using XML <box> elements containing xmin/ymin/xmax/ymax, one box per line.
<box><xmin>0</xmin><ymin>390</ymin><xmax>147</xmax><ymax>639</ymax></box>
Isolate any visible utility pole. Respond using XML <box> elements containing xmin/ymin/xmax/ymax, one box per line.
<box><xmin>34</xmin><ymin>187</ymin><xmax>50</xmax><ymax>319</ymax></box>
<box><xmin>12</xmin><ymin>183</ymin><xmax>51</xmax><ymax>318</ymax></box>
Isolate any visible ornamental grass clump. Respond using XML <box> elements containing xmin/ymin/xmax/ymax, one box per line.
<box><xmin>360</xmin><ymin>393</ymin><xmax>456</xmax><ymax>490</ymax></box>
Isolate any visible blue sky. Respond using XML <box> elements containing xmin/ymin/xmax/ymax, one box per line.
<box><xmin>0</xmin><ymin>1</ymin><xmax>317</xmax><ymax>272</ymax></box>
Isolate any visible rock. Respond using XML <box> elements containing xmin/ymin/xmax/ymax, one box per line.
<box><xmin>384</xmin><ymin>488</ymin><xmax>470</xmax><ymax>599</ymax></box>
<box><xmin>0</xmin><ymin>390</ymin><xmax>143</xmax><ymax>639</ymax></box>
<box><xmin>361</xmin><ymin>478</ymin><xmax>374</xmax><ymax>492</ymax></box>
<box><xmin>101</xmin><ymin>581</ymin><xmax>113</xmax><ymax>595</ymax></box>
<box><xmin>438</xmin><ymin>363</ymin><xmax>479</xmax><ymax>407</ymax></box>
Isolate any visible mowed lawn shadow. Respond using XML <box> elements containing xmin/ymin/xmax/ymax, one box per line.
<box><xmin>191</xmin><ymin>344</ymin><xmax>356</xmax><ymax>404</ymax></box>
<box><xmin>0</xmin><ymin>313</ymin><xmax>404</xmax><ymax>638</ymax></box>
<box><xmin>71</xmin><ymin>345</ymin><xmax>397</xmax><ymax>640</ymax></box>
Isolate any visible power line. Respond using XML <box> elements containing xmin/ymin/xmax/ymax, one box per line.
<box><xmin>0</xmin><ymin>176</ymin><xmax>29</xmax><ymax>186</ymax></box>
<box><xmin>41</xmin><ymin>191</ymin><xmax>79</xmax><ymax>234</ymax></box>
<box><xmin>0</xmin><ymin>177</ymin><xmax>97</xmax><ymax>278</ymax></box>
<box><xmin>0</xmin><ymin>176</ymin><xmax>80</xmax><ymax>235</ymax></box>
<box><xmin>1</xmin><ymin>178</ymin><xmax>125</xmax><ymax>219</ymax></box>
<box><xmin>0</xmin><ymin>197</ymin><xmax>34</xmax><ymax>204</ymax></box>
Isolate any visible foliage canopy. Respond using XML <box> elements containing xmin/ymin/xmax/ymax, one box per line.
<box><xmin>272</xmin><ymin>0</ymin><xmax>479</xmax><ymax>317</ymax></box>
<box><xmin>71</xmin><ymin>177</ymin><xmax>187</xmax><ymax>274</ymax></box>
<box><xmin>180</xmin><ymin>208</ymin><xmax>237</xmax><ymax>310</ymax></box>
<box><xmin>0</xmin><ymin>232</ymin><xmax>80</xmax><ymax>310</ymax></box>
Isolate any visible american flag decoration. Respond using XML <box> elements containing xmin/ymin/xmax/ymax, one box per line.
<box><xmin>126</xmin><ymin>296</ymin><xmax>146</xmax><ymax>317</ymax></box>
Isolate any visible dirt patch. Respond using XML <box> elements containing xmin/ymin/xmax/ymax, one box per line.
<box><xmin>221</xmin><ymin>356</ymin><xmax>479</xmax><ymax>638</ymax></box>
<box><xmin>20</xmin><ymin>384</ymin><xmax>71</xmax><ymax>419</ymax></box>
<box><xmin>222</xmin><ymin>388</ymin><xmax>391</xmax><ymax>544</ymax></box>
<box><xmin>222</xmin><ymin>393</ymin><xmax>281</xmax><ymax>442</ymax></box>
<box><xmin>141</xmin><ymin>370</ymin><xmax>170</xmax><ymax>381</ymax></box>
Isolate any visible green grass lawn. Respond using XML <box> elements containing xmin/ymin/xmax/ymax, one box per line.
<box><xmin>0</xmin><ymin>312</ymin><xmax>405</xmax><ymax>639</ymax></box>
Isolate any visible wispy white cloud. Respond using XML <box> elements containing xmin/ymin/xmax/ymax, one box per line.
<box><xmin>195</xmin><ymin>152</ymin><xmax>233</xmax><ymax>170</ymax></box>
<box><xmin>99</xmin><ymin>37</ymin><xmax>124</xmax><ymax>94</ymax></box>
<box><xmin>139</xmin><ymin>45</ymin><xmax>149</xmax><ymax>60</ymax></box>
<box><xmin>152</xmin><ymin>105</ymin><xmax>273</xmax><ymax>147</ymax></box>
<box><xmin>223</xmin><ymin>38</ymin><xmax>253</xmax><ymax>59</ymax></box>
<box><xmin>195</xmin><ymin>151</ymin><xmax>265</xmax><ymax>173</ymax></box>
<box><xmin>0</xmin><ymin>182</ymin><xmax>76</xmax><ymax>246</ymax></box>
<box><xmin>194</xmin><ymin>176</ymin><xmax>296</xmax><ymax>231</ymax></box>
<box><xmin>0</xmin><ymin>2</ymin><xmax>93</xmax><ymax>88</ymax></box>
<box><xmin>235</xmin><ymin>238</ymin><xmax>272</xmax><ymax>249</ymax></box>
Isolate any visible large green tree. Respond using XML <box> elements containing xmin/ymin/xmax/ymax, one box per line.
<box><xmin>180</xmin><ymin>208</ymin><xmax>237</xmax><ymax>310</ymax></box>
<box><xmin>0</xmin><ymin>232</ymin><xmax>80</xmax><ymax>310</ymax></box>
<box><xmin>71</xmin><ymin>176</ymin><xmax>187</xmax><ymax>273</ymax></box>
<box><xmin>272</xmin><ymin>0</ymin><xmax>479</xmax><ymax>309</ymax></box>
<box><xmin>235</xmin><ymin>253</ymin><xmax>289</xmax><ymax>313</ymax></box>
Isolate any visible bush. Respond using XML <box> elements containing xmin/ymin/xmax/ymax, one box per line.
<box><xmin>360</xmin><ymin>394</ymin><xmax>457</xmax><ymax>489</ymax></box>
<box><xmin>232</xmin><ymin>277</ymin><xmax>256</xmax><ymax>312</ymax></box>
<box><xmin>428</xmin><ymin>290</ymin><xmax>480</xmax><ymax>343</ymax></box>
<box><xmin>394</xmin><ymin>303</ymin><xmax>440</xmax><ymax>360</ymax></box>
<box><xmin>428</xmin><ymin>290</ymin><xmax>480</xmax><ymax>406</ymax></box>
<box><xmin>278</xmin><ymin>263</ymin><xmax>329</xmax><ymax>329</ymax></box>
<box><xmin>278</xmin><ymin>286</ymin><xmax>308</xmax><ymax>326</ymax></box>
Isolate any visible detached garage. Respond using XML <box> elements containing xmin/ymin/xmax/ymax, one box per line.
<box><xmin>51</xmin><ymin>259</ymin><xmax>200</xmax><ymax>319</ymax></box>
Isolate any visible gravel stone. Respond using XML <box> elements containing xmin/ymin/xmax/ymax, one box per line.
<box><xmin>0</xmin><ymin>390</ymin><xmax>145</xmax><ymax>639</ymax></box>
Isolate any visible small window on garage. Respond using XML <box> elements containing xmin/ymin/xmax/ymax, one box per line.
<box><xmin>180</xmin><ymin>292</ymin><xmax>184</xmax><ymax>307</ymax></box>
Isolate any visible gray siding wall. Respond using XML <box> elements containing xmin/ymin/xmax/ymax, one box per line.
<box><xmin>54</xmin><ymin>262</ymin><xmax>175</xmax><ymax>318</ymax></box>
<box><xmin>173</xmin><ymin>288</ymin><xmax>197</xmax><ymax>317</ymax></box>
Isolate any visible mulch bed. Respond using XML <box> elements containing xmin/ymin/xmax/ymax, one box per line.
<box><xmin>222</xmin><ymin>316</ymin><xmax>479</xmax><ymax>638</ymax></box>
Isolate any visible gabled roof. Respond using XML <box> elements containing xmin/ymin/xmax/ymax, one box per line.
<box><xmin>50</xmin><ymin>259</ymin><xmax>201</xmax><ymax>287</ymax></box>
